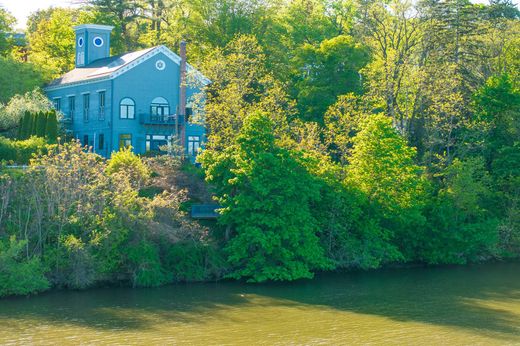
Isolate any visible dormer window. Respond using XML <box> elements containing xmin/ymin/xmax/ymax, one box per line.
<box><xmin>93</xmin><ymin>36</ymin><xmax>104</xmax><ymax>47</ymax></box>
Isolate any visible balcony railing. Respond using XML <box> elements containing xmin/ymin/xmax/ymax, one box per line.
<box><xmin>139</xmin><ymin>113</ymin><xmax>184</xmax><ymax>125</ymax></box>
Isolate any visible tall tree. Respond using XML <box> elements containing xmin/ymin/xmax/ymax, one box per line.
<box><xmin>290</xmin><ymin>35</ymin><xmax>369</xmax><ymax>122</ymax></box>
<box><xmin>27</xmin><ymin>8</ymin><xmax>91</xmax><ymax>79</ymax></box>
<box><xmin>199</xmin><ymin>112</ymin><xmax>329</xmax><ymax>282</ymax></box>
<box><xmin>346</xmin><ymin>113</ymin><xmax>427</xmax><ymax>258</ymax></box>
<box><xmin>201</xmin><ymin>34</ymin><xmax>294</xmax><ymax>150</ymax></box>
<box><xmin>0</xmin><ymin>8</ymin><xmax>16</xmax><ymax>56</ymax></box>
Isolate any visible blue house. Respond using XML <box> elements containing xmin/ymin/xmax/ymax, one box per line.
<box><xmin>45</xmin><ymin>24</ymin><xmax>208</xmax><ymax>159</ymax></box>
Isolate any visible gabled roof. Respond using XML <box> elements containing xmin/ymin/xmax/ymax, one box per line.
<box><xmin>45</xmin><ymin>45</ymin><xmax>210</xmax><ymax>90</ymax></box>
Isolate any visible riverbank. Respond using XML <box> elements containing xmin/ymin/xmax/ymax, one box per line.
<box><xmin>2</xmin><ymin>262</ymin><xmax>520</xmax><ymax>345</ymax></box>
<box><xmin>4</xmin><ymin>257</ymin><xmax>520</xmax><ymax>300</ymax></box>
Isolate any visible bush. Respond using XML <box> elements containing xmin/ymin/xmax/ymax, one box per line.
<box><xmin>0</xmin><ymin>89</ymin><xmax>51</xmax><ymax>131</ymax></box>
<box><xmin>106</xmin><ymin>147</ymin><xmax>150</xmax><ymax>189</ymax></box>
<box><xmin>127</xmin><ymin>241</ymin><xmax>169</xmax><ymax>287</ymax></box>
<box><xmin>0</xmin><ymin>237</ymin><xmax>49</xmax><ymax>297</ymax></box>
<box><xmin>0</xmin><ymin>136</ymin><xmax>48</xmax><ymax>164</ymax></box>
<box><xmin>165</xmin><ymin>243</ymin><xmax>227</xmax><ymax>282</ymax></box>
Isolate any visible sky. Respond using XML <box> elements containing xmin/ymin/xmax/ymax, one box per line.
<box><xmin>0</xmin><ymin>0</ymin><xmax>514</xmax><ymax>30</ymax></box>
<box><xmin>0</xmin><ymin>0</ymin><xmax>80</xmax><ymax>30</ymax></box>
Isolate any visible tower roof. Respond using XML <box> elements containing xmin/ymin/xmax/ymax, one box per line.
<box><xmin>73</xmin><ymin>24</ymin><xmax>114</xmax><ymax>31</ymax></box>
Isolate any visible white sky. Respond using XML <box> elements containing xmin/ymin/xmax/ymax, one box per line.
<box><xmin>0</xmin><ymin>0</ymin><xmax>81</xmax><ymax>30</ymax></box>
<box><xmin>0</xmin><ymin>0</ymin><xmax>510</xmax><ymax>30</ymax></box>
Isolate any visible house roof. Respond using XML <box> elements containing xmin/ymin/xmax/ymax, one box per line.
<box><xmin>46</xmin><ymin>47</ymin><xmax>155</xmax><ymax>88</ymax></box>
<box><xmin>45</xmin><ymin>45</ymin><xmax>210</xmax><ymax>90</ymax></box>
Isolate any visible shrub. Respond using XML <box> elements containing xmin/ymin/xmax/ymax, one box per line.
<box><xmin>165</xmin><ymin>243</ymin><xmax>227</xmax><ymax>282</ymax></box>
<box><xmin>0</xmin><ymin>89</ymin><xmax>51</xmax><ymax>131</ymax></box>
<box><xmin>45</xmin><ymin>110</ymin><xmax>58</xmax><ymax>143</ymax></box>
<box><xmin>106</xmin><ymin>147</ymin><xmax>150</xmax><ymax>189</ymax></box>
<box><xmin>0</xmin><ymin>237</ymin><xmax>49</xmax><ymax>297</ymax></box>
<box><xmin>127</xmin><ymin>241</ymin><xmax>169</xmax><ymax>287</ymax></box>
<box><xmin>0</xmin><ymin>136</ymin><xmax>47</xmax><ymax>164</ymax></box>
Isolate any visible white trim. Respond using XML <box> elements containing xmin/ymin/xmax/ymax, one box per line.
<box><xmin>45</xmin><ymin>45</ymin><xmax>211</xmax><ymax>91</ymax></box>
<box><xmin>156</xmin><ymin>59</ymin><xmax>166</xmax><ymax>70</ymax></box>
<box><xmin>93</xmin><ymin>36</ymin><xmax>104</xmax><ymax>47</ymax></box>
<box><xmin>53</xmin><ymin>96</ymin><xmax>62</xmax><ymax>100</ymax></box>
<box><xmin>96</xmin><ymin>89</ymin><xmax>106</xmax><ymax>92</ymax></box>
<box><xmin>66</xmin><ymin>94</ymin><xmax>75</xmax><ymax>97</ymax></box>
<box><xmin>109</xmin><ymin>46</ymin><xmax>181</xmax><ymax>80</ymax></box>
<box><xmin>74</xmin><ymin>24</ymin><xmax>114</xmax><ymax>31</ymax></box>
<box><xmin>81</xmin><ymin>91</ymin><xmax>91</xmax><ymax>95</ymax></box>
<box><xmin>45</xmin><ymin>76</ymin><xmax>110</xmax><ymax>91</ymax></box>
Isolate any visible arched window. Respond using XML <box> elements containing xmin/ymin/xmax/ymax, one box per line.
<box><xmin>150</xmin><ymin>97</ymin><xmax>169</xmax><ymax>121</ymax></box>
<box><xmin>120</xmin><ymin>98</ymin><xmax>135</xmax><ymax>119</ymax></box>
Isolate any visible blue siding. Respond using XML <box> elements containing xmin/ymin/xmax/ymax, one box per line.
<box><xmin>46</xmin><ymin>79</ymin><xmax>113</xmax><ymax>157</ymax></box>
<box><xmin>112</xmin><ymin>52</ymin><xmax>181</xmax><ymax>154</ymax></box>
<box><xmin>75</xmin><ymin>26</ymin><xmax>112</xmax><ymax>67</ymax></box>
<box><xmin>46</xmin><ymin>42</ymin><xmax>206</xmax><ymax>159</ymax></box>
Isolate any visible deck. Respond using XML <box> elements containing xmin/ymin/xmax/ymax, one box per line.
<box><xmin>191</xmin><ymin>204</ymin><xmax>220</xmax><ymax>219</ymax></box>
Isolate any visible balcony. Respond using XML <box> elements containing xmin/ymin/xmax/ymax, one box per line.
<box><xmin>139</xmin><ymin>113</ymin><xmax>184</xmax><ymax>126</ymax></box>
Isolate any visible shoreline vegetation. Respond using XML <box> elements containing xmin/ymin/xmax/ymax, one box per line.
<box><xmin>1</xmin><ymin>0</ymin><xmax>519</xmax><ymax>298</ymax></box>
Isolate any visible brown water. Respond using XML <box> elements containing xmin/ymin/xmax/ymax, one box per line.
<box><xmin>2</xmin><ymin>263</ymin><xmax>520</xmax><ymax>345</ymax></box>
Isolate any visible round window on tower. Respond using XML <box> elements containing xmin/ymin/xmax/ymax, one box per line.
<box><xmin>93</xmin><ymin>36</ymin><xmax>104</xmax><ymax>47</ymax></box>
<box><xmin>78</xmin><ymin>37</ymin><xmax>84</xmax><ymax>47</ymax></box>
<box><xmin>156</xmin><ymin>60</ymin><xmax>166</xmax><ymax>71</ymax></box>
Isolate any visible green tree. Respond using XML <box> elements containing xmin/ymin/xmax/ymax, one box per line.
<box><xmin>473</xmin><ymin>74</ymin><xmax>520</xmax><ymax>167</ymax></box>
<box><xmin>291</xmin><ymin>35</ymin><xmax>369</xmax><ymax>122</ymax></box>
<box><xmin>27</xmin><ymin>8</ymin><xmax>92</xmax><ymax>80</ymax></box>
<box><xmin>35</xmin><ymin>112</ymin><xmax>48</xmax><ymax>138</ymax></box>
<box><xmin>45</xmin><ymin>110</ymin><xmax>58</xmax><ymax>143</ymax></box>
<box><xmin>18</xmin><ymin>111</ymin><xmax>31</xmax><ymax>139</ymax></box>
<box><xmin>346</xmin><ymin>114</ymin><xmax>427</xmax><ymax>259</ymax></box>
<box><xmin>199</xmin><ymin>112</ymin><xmax>329</xmax><ymax>282</ymax></box>
<box><xmin>0</xmin><ymin>58</ymin><xmax>44</xmax><ymax>104</ymax></box>
<box><xmin>423</xmin><ymin>158</ymin><xmax>499</xmax><ymax>263</ymax></box>
<box><xmin>201</xmin><ymin>35</ymin><xmax>294</xmax><ymax>150</ymax></box>
<box><xmin>29</xmin><ymin>112</ymin><xmax>37</xmax><ymax>137</ymax></box>
<box><xmin>0</xmin><ymin>8</ymin><xmax>16</xmax><ymax>56</ymax></box>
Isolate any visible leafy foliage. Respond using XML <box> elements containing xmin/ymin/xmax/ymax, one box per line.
<box><xmin>200</xmin><ymin>112</ymin><xmax>329</xmax><ymax>282</ymax></box>
<box><xmin>0</xmin><ymin>237</ymin><xmax>49</xmax><ymax>297</ymax></box>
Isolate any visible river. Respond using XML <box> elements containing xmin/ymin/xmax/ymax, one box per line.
<box><xmin>1</xmin><ymin>262</ymin><xmax>520</xmax><ymax>345</ymax></box>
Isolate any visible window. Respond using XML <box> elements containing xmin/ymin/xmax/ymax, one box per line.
<box><xmin>93</xmin><ymin>36</ymin><xmax>104</xmax><ymax>47</ymax></box>
<box><xmin>155</xmin><ymin>60</ymin><xmax>166</xmax><ymax>71</ymax></box>
<box><xmin>119</xmin><ymin>134</ymin><xmax>132</xmax><ymax>149</ymax></box>
<box><xmin>120</xmin><ymin>98</ymin><xmax>135</xmax><ymax>119</ymax></box>
<box><xmin>98</xmin><ymin>91</ymin><xmax>106</xmax><ymax>120</ymax></box>
<box><xmin>83</xmin><ymin>135</ymin><xmax>89</xmax><ymax>147</ymax></box>
<box><xmin>77</xmin><ymin>51</ymin><xmax>85</xmax><ymax>66</ymax></box>
<box><xmin>150</xmin><ymin>97</ymin><xmax>169</xmax><ymax>121</ymax></box>
<box><xmin>99</xmin><ymin>134</ymin><xmax>104</xmax><ymax>150</ymax></box>
<box><xmin>146</xmin><ymin>134</ymin><xmax>171</xmax><ymax>152</ymax></box>
<box><xmin>188</xmin><ymin>136</ymin><xmax>201</xmax><ymax>156</ymax></box>
<box><xmin>68</xmin><ymin>96</ymin><xmax>75</xmax><ymax>121</ymax></box>
<box><xmin>83</xmin><ymin>93</ymin><xmax>90</xmax><ymax>122</ymax></box>
<box><xmin>53</xmin><ymin>98</ymin><xmax>61</xmax><ymax>112</ymax></box>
